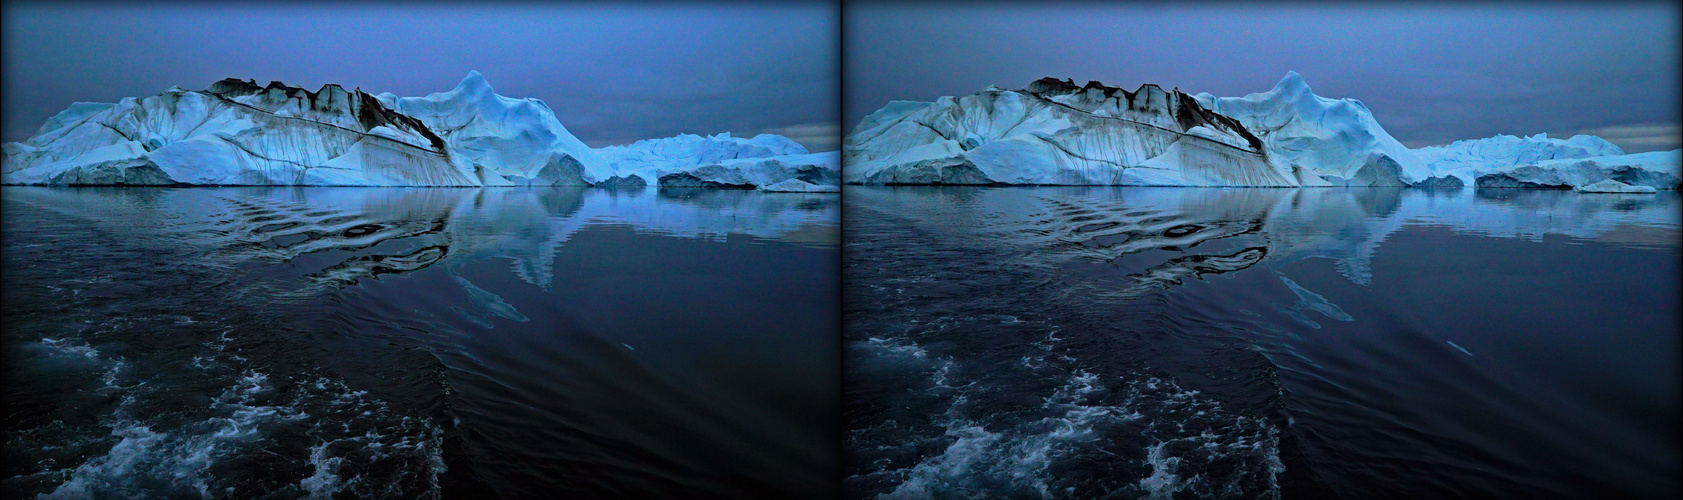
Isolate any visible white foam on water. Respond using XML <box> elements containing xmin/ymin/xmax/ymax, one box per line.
<box><xmin>1139</xmin><ymin>440</ymin><xmax>1189</xmax><ymax>499</ymax></box>
<box><xmin>38</xmin><ymin>337</ymin><xmax>100</xmax><ymax>360</ymax></box>
<box><xmin>867</xmin><ymin>336</ymin><xmax>929</xmax><ymax>360</ymax></box>
<box><xmin>31</xmin><ymin>349</ymin><xmax>444</xmax><ymax>500</ymax></box>
<box><xmin>878</xmin><ymin>370</ymin><xmax>1122</xmax><ymax>499</ymax></box>
<box><xmin>288</xmin><ymin>377</ymin><xmax>447</xmax><ymax>499</ymax></box>
<box><xmin>873</xmin><ymin>370</ymin><xmax>1285</xmax><ymax>499</ymax></box>
<box><xmin>44</xmin><ymin>369</ymin><xmax>300</xmax><ymax>499</ymax></box>
<box><xmin>1125</xmin><ymin>377</ymin><xmax>1285</xmax><ymax>500</ymax></box>
<box><xmin>44</xmin><ymin>424</ymin><xmax>181</xmax><ymax>499</ymax></box>
<box><xmin>300</xmin><ymin>441</ymin><xmax>348</xmax><ymax>499</ymax></box>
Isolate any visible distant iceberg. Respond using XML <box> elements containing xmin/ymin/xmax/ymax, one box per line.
<box><xmin>1419</xmin><ymin>136</ymin><xmax>1678</xmax><ymax>190</ymax></box>
<box><xmin>846</xmin><ymin>72</ymin><xmax>1679</xmax><ymax>189</ymax></box>
<box><xmin>597</xmin><ymin>133</ymin><xmax>838</xmax><ymax>190</ymax></box>
<box><xmin>1</xmin><ymin>72</ymin><xmax>839</xmax><ymax>190</ymax></box>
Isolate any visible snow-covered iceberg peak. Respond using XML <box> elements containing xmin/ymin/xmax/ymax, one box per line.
<box><xmin>388</xmin><ymin>70</ymin><xmax>604</xmax><ymax>186</ymax></box>
<box><xmin>1205</xmin><ymin>71</ymin><xmax>1428</xmax><ymax>186</ymax></box>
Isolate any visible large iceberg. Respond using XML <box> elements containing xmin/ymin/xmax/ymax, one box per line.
<box><xmin>2</xmin><ymin>72</ymin><xmax>838</xmax><ymax>190</ymax></box>
<box><xmin>845</xmin><ymin>78</ymin><xmax>1293</xmax><ymax>186</ymax></box>
<box><xmin>846</xmin><ymin>72</ymin><xmax>1680</xmax><ymax>190</ymax></box>
<box><xmin>2</xmin><ymin>80</ymin><xmax>477</xmax><ymax>186</ymax></box>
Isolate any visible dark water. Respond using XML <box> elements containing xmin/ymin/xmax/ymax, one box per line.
<box><xmin>2</xmin><ymin>186</ymin><xmax>839</xmax><ymax>499</ymax></box>
<box><xmin>843</xmin><ymin>186</ymin><xmax>1680</xmax><ymax>499</ymax></box>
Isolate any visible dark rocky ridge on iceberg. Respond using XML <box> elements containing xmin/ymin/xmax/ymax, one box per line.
<box><xmin>204</xmin><ymin>78</ymin><xmax>450</xmax><ymax>153</ymax></box>
<box><xmin>1024</xmin><ymin>77</ymin><xmax>1266</xmax><ymax>153</ymax></box>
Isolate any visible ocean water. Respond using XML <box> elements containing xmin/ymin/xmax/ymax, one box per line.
<box><xmin>843</xmin><ymin>186</ymin><xmax>1680</xmax><ymax>499</ymax></box>
<box><xmin>2</xmin><ymin>186</ymin><xmax>839</xmax><ymax>499</ymax></box>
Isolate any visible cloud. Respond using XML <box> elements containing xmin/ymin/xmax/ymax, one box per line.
<box><xmin>753</xmin><ymin>122</ymin><xmax>840</xmax><ymax>152</ymax></box>
<box><xmin>1562</xmin><ymin>123</ymin><xmax>1681</xmax><ymax>153</ymax></box>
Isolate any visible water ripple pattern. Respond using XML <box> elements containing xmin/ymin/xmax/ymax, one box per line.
<box><xmin>4</xmin><ymin>186</ymin><xmax>839</xmax><ymax>499</ymax></box>
<box><xmin>844</xmin><ymin>186</ymin><xmax>1679</xmax><ymax>499</ymax></box>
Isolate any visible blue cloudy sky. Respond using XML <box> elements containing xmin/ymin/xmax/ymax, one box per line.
<box><xmin>846</xmin><ymin>2</ymin><xmax>1680</xmax><ymax>152</ymax></box>
<box><xmin>2</xmin><ymin>2</ymin><xmax>839</xmax><ymax>151</ymax></box>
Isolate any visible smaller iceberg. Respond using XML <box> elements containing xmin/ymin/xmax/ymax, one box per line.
<box><xmin>1471</xmin><ymin>150</ymin><xmax>1680</xmax><ymax>190</ymax></box>
<box><xmin>597</xmin><ymin>133</ymin><xmax>839</xmax><ymax>190</ymax></box>
<box><xmin>1414</xmin><ymin>133</ymin><xmax>1679</xmax><ymax>190</ymax></box>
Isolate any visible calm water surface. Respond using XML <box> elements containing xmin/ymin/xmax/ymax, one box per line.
<box><xmin>843</xmin><ymin>186</ymin><xmax>1679</xmax><ymax>499</ymax></box>
<box><xmin>2</xmin><ymin>186</ymin><xmax>839</xmax><ymax>499</ymax></box>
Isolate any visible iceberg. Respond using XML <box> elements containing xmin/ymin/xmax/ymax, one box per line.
<box><xmin>1415</xmin><ymin>133</ymin><xmax>1624</xmax><ymax>177</ymax></box>
<box><xmin>843</xmin><ymin>72</ymin><xmax>1421</xmax><ymax>187</ymax></box>
<box><xmin>846</xmin><ymin>72</ymin><xmax>1680</xmax><ymax>190</ymax></box>
<box><xmin>598</xmin><ymin>132</ymin><xmax>807</xmax><ymax>175</ymax></box>
<box><xmin>2</xmin><ymin>72</ymin><xmax>837</xmax><ymax>190</ymax></box>
<box><xmin>1416</xmin><ymin>135</ymin><xmax>1678</xmax><ymax>190</ymax></box>
<box><xmin>597</xmin><ymin>133</ymin><xmax>839</xmax><ymax>190</ymax></box>
<box><xmin>1471</xmin><ymin>150</ymin><xmax>1681</xmax><ymax>190</ymax></box>
<box><xmin>3</xmin><ymin>80</ymin><xmax>476</xmax><ymax>186</ymax></box>
<box><xmin>845</xmin><ymin>78</ymin><xmax>1292</xmax><ymax>186</ymax></box>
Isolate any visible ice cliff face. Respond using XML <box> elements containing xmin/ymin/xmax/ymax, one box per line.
<box><xmin>849</xmin><ymin>72</ymin><xmax>1680</xmax><ymax>190</ymax></box>
<box><xmin>845</xmin><ymin>78</ymin><xmax>1293</xmax><ymax>186</ymax></box>
<box><xmin>2</xmin><ymin>72</ymin><xmax>838</xmax><ymax>190</ymax></box>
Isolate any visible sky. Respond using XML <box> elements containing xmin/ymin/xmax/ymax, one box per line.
<box><xmin>1</xmin><ymin>2</ymin><xmax>839</xmax><ymax>151</ymax></box>
<box><xmin>846</xmin><ymin>2</ymin><xmax>1681</xmax><ymax>153</ymax></box>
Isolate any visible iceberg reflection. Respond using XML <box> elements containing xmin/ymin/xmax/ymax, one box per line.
<box><xmin>3</xmin><ymin>186</ymin><xmax>839</xmax><ymax>291</ymax></box>
<box><xmin>849</xmin><ymin>186</ymin><xmax>1678</xmax><ymax>288</ymax></box>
